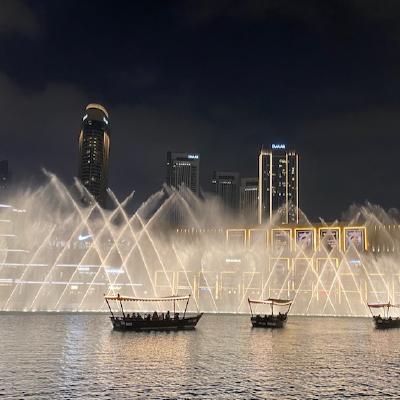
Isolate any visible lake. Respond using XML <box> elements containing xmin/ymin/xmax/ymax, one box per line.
<box><xmin>0</xmin><ymin>314</ymin><xmax>399</xmax><ymax>399</ymax></box>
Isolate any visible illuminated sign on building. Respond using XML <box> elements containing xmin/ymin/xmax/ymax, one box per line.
<box><xmin>295</xmin><ymin>229</ymin><xmax>315</xmax><ymax>252</ymax></box>
<box><xmin>225</xmin><ymin>258</ymin><xmax>241</xmax><ymax>263</ymax></box>
<box><xmin>188</xmin><ymin>154</ymin><xmax>199</xmax><ymax>159</ymax></box>
<box><xmin>271</xmin><ymin>144</ymin><xmax>286</xmax><ymax>149</ymax></box>
<box><xmin>272</xmin><ymin>229</ymin><xmax>291</xmax><ymax>251</ymax></box>
<box><xmin>344</xmin><ymin>228</ymin><xmax>366</xmax><ymax>251</ymax></box>
<box><xmin>319</xmin><ymin>228</ymin><xmax>340</xmax><ymax>251</ymax></box>
<box><xmin>78</xmin><ymin>234</ymin><xmax>92</xmax><ymax>241</ymax></box>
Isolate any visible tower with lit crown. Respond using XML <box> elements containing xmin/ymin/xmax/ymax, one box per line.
<box><xmin>78</xmin><ymin>103</ymin><xmax>110</xmax><ymax>207</ymax></box>
<box><xmin>258</xmin><ymin>144</ymin><xmax>299</xmax><ymax>225</ymax></box>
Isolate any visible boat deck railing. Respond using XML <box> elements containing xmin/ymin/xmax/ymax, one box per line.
<box><xmin>253</xmin><ymin>313</ymin><xmax>287</xmax><ymax>320</ymax></box>
<box><xmin>112</xmin><ymin>313</ymin><xmax>185</xmax><ymax>322</ymax></box>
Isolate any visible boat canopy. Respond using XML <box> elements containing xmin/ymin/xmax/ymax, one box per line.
<box><xmin>105</xmin><ymin>294</ymin><xmax>190</xmax><ymax>302</ymax></box>
<box><xmin>248</xmin><ymin>298</ymin><xmax>292</xmax><ymax>306</ymax></box>
<box><xmin>368</xmin><ymin>302</ymin><xmax>400</xmax><ymax>308</ymax></box>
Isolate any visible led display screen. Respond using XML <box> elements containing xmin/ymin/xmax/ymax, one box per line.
<box><xmin>272</xmin><ymin>229</ymin><xmax>291</xmax><ymax>251</ymax></box>
<box><xmin>319</xmin><ymin>228</ymin><xmax>340</xmax><ymax>251</ymax></box>
<box><xmin>295</xmin><ymin>229</ymin><xmax>314</xmax><ymax>252</ymax></box>
<box><xmin>344</xmin><ymin>228</ymin><xmax>365</xmax><ymax>251</ymax></box>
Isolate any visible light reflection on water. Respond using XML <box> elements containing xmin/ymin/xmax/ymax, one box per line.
<box><xmin>0</xmin><ymin>314</ymin><xmax>400</xmax><ymax>399</ymax></box>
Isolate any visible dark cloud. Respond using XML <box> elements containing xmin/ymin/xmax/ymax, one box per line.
<box><xmin>0</xmin><ymin>71</ymin><xmax>87</xmax><ymax>183</ymax></box>
<box><xmin>0</xmin><ymin>0</ymin><xmax>39</xmax><ymax>37</ymax></box>
<box><xmin>1</xmin><ymin>0</ymin><xmax>400</xmax><ymax>220</ymax></box>
<box><xmin>297</xmin><ymin>105</ymin><xmax>400</xmax><ymax>219</ymax></box>
<box><xmin>181</xmin><ymin>0</ymin><xmax>319</xmax><ymax>23</ymax></box>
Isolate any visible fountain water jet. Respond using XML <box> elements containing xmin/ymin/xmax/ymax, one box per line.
<box><xmin>1</xmin><ymin>173</ymin><xmax>400</xmax><ymax>316</ymax></box>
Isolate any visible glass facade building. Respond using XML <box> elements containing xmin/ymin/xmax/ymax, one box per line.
<box><xmin>240</xmin><ymin>177</ymin><xmax>258</xmax><ymax>224</ymax></box>
<box><xmin>166</xmin><ymin>152</ymin><xmax>200</xmax><ymax>195</ymax></box>
<box><xmin>258</xmin><ymin>145</ymin><xmax>299</xmax><ymax>225</ymax></box>
<box><xmin>78</xmin><ymin>104</ymin><xmax>110</xmax><ymax>207</ymax></box>
<box><xmin>212</xmin><ymin>171</ymin><xmax>240</xmax><ymax>211</ymax></box>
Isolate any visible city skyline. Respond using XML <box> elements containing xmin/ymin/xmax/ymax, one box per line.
<box><xmin>2</xmin><ymin>3</ymin><xmax>400</xmax><ymax>399</ymax></box>
<box><xmin>2</xmin><ymin>1</ymin><xmax>400</xmax><ymax>221</ymax></box>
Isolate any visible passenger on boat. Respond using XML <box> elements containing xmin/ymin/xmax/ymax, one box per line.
<box><xmin>152</xmin><ymin>311</ymin><xmax>159</xmax><ymax>320</ymax></box>
<box><xmin>145</xmin><ymin>314</ymin><xmax>151</xmax><ymax>321</ymax></box>
<box><xmin>174</xmin><ymin>312</ymin><xmax>179</xmax><ymax>320</ymax></box>
<box><xmin>166</xmin><ymin>311</ymin><xmax>171</xmax><ymax>320</ymax></box>
<box><xmin>126</xmin><ymin>313</ymin><xmax>131</xmax><ymax>319</ymax></box>
<box><xmin>137</xmin><ymin>313</ymin><xmax>143</xmax><ymax>320</ymax></box>
<box><xmin>160</xmin><ymin>313</ymin><xmax>164</xmax><ymax>320</ymax></box>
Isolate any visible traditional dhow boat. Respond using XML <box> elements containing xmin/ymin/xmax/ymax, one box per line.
<box><xmin>367</xmin><ymin>302</ymin><xmax>400</xmax><ymax>329</ymax></box>
<box><xmin>104</xmin><ymin>294</ymin><xmax>203</xmax><ymax>331</ymax></box>
<box><xmin>248</xmin><ymin>298</ymin><xmax>292</xmax><ymax>328</ymax></box>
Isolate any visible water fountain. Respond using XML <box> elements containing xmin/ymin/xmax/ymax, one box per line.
<box><xmin>0</xmin><ymin>171</ymin><xmax>399</xmax><ymax>316</ymax></box>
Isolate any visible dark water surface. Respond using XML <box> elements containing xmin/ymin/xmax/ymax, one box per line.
<box><xmin>1</xmin><ymin>314</ymin><xmax>400</xmax><ymax>399</ymax></box>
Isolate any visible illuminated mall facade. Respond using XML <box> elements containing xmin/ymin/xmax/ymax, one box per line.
<box><xmin>170</xmin><ymin>222</ymin><xmax>400</xmax><ymax>313</ymax></box>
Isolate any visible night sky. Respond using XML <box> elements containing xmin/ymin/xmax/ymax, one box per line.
<box><xmin>1</xmin><ymin>0</ymin><xmax>400</xmax><ymax>220</ymax></box>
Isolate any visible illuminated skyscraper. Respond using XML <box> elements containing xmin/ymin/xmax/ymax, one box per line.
<box><xmin>78</xmin><ymin>104</ymin><xmax>110</xmax><ymax>207</ymax></box>
<box><xmin>240</xmin><ymin>177</ymin><xmax>258</xmax><ymax>224</ymax></box>
<box><xmin>166</xmin><ymin>152</ymin><xmax>200</xmax><ymax>195</ymax></box>
<box><xmin>166</xmin><ymin>151</ymin><xmax>200</xmax><ymax>227</ymax></box>
<box><xmin>258</xmin><ymin>144</ymin><xmax>299</xmax><ymax>225</ymax></box>
<box><xmin>212</xmin><ymin>171</ymin><xmax>240</xmax><ymax>211</ymax></box>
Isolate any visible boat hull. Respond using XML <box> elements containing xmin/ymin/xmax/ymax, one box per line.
<box><xmin>373</xmin><ymin>316</ymin><xmax>400</xmax><ymax>329</ymax></box>
<box><xmin>110</xmin><ymin>313</ymin><xmax>203</xmax><ymax>331</ymax></box>
<box><xmin>251</xmin><ymin>315</ymin><xmax>287</xmax><ymax>329</ymax></box>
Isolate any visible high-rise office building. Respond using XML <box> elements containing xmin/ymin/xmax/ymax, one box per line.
<box><xmin>78</xmin><ymin>104</ymin><xmax>110</xmax><ymax>207</ymax></box>
<box><xmin>212</xmin><ymin>171</ymin><xmax>240</xmax><ymax>211</ymax></box>
<box><xmin>240</xmin><ymin>177</ymin><xmax>258</xmax><ymax>224</ymax></box>
<box><xmin>258</xmin><ymin>144</ymin><xmax>299</xmax><ymax>225</ymax></box>
<box><xmin>166</xmin><ymin>152</ymin><xmax>200</xmax><ymax>195</ymax></box>
<box><xmin>166</xmin><ymin>152</ymin><xmax>200</xmax><ymax>228</ymax></box>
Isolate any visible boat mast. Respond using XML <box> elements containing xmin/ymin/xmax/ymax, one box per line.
<box><xmin>105</xmin><ymin>296</ymin><xmax>115</xmax><ymax>318</ymax></box>
<box><xmin>117</xmin><ymin>294</ymin><xmax>126</xmax><ymax>318</ymax></box>
<box><xmin>248</xmin><ymin>299</ymin><xmax>253</xmax><ymax>317</ymax></box>
<box><xmin>183</xmin><ymin>294</ymin><xmax>190</xmax><ymax>318</ymax></box>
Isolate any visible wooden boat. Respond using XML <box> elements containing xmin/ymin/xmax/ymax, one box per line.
<box><xmin>104</xmin><ymin>293</ymin><xmax>203</xmax><ymax>331</ymax></box>
<box><xmin>367</xmin><ymin>302</ymin><xmax>400</xmax><ymax>329</ymax></box>
<box><xmin>248</xmin><ymin>298</ymin><xmax>292</xmax><ymax>328</ymax></box>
